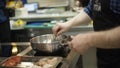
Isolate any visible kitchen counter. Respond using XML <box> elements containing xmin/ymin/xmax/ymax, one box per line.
<box><xmin>0</xmin><ymin>42</ymin><xmax>82</xmax><ymax>68</ymax></box>
<box><xmin>0</xmin><ymin>57</ymin><xmax>7</xmax><ymax>62</ymax></box>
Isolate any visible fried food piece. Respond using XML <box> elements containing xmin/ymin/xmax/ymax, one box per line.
<box><xmin>36</xmin><ymin>61</ymin><xmax>47</xmax><ymax>67</ymax></box>
<box><xmin>2</xmin><ymin>60</ymin><xmax>17</xmax><ymax>67</ymax></box>
<box><xmin>2</xmin><ymin>56</ymin><xmax>22</xmax><ymax>67</ymax></box>
<box><xmin>35</xmin><ymin>57</ymin><xmax>58</xmax><ymax>68</ymax></box>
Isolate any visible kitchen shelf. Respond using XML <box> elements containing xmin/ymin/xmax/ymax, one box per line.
<box><xmin>10</xmin><ymin>11</ymin><xmax>78</xmax><ymax>22</ymax></box>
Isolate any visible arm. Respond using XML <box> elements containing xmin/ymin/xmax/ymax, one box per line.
<box><xmin>67</xmin><ymin>0</ymin><xmax>92</xmax><ymax>28</ymax></box>
<box><xmin>91</xmin><ymin>26</ymin><xmax>120</xmax><ymax>48</ymax></box>
<box><xmin>65</xmin><ymin>10</ymin><xmax>92</xmax><ymax>28</ymax></box>
<box><xmin>53</xmin><ymin>10</ymin><xmax>92</xmax><ymax>36</ymax></box>
<box><xmin>52</xmin><ymin>0</ymin><xmax>92</xmax><ymax>35</ymax></box>
<box><xmin>70</xmin><ymin>26</ymin><xmax>120</xmax><ymax>54</ymax></box>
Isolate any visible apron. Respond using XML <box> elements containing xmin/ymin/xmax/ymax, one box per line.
<box><xmin>92</xmin><ymin>0</ymin><xmax>120</xmax><ymax>68</ymax></box>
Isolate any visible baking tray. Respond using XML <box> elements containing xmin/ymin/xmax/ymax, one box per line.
<box><xmin>0</xmin><ymin>56</ymin><xmax>63</xmax><ymax>68</ymax></box>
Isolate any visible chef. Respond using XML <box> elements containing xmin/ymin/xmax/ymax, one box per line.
<box><xmin>52</xmin><ymin>0</ymin><xmax>120</xmax><ymax>68</ymax></box>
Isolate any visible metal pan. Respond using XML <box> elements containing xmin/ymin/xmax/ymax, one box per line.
<box><xmin>30</xmin><ymin>34</ymin><xmax>71</xmax><ymax>53</ymax></box>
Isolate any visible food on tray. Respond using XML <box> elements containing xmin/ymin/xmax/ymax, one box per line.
<box><xmin>2</xmin><ymin>56</ymin><xmax>22</xmax><ymax>67</ymax></box>
<box><xmin>17</xmin><ymin>62</ymin><xmax>34</xmax><ymax>68</ymax></box>
<box><xmin>1</xmin><ymin>56</ymin><xmax>62</xmax><ymax>68</ymax></box>
<box><xmin>35</xmin><ymin>57</ymin><xmax>58</xmax><ymax>68</ymax></box>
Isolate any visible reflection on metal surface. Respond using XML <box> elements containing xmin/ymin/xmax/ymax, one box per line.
<box><xmin>17</xmin><ymin>46</ymin><xmax>32</xmax><ymax>56</ymax></box>
<box><xmin>11</xmin><ymin>43</ymin><xmax>18</xmax><ymax>55</ymax></box>
<box><xmin>0</xmin><ymin>42</ymin><xmax>30</xmax><ymax>46</ymax></box>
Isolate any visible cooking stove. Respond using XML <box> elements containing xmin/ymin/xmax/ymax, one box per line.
<box><xmin>0</xmin><ymin>42</ymin><xmax>82</xmax><ymax>68</ymax></box>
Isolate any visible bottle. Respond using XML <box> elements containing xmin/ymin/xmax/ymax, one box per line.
<box><xmin>6</xmin><ymin>0</ymin><xmax>16</xmax><ymax>17</ymax></box>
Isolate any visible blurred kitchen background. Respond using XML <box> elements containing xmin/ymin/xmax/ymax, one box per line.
<box><xmin>0</xmin><ymin>0</ymin><xmax>97</xmax><ymax>68</ymax></box>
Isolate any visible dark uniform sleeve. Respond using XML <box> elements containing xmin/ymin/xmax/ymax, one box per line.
<box><xmin>84</xmin><ymin>0</ymin><xmax>93</xmax><ymax>18</ymax></box>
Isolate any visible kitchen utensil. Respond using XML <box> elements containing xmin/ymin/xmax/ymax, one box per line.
<box><xmin>30</xmin><ymin>34</ymin><xmax>71</xmax><ymax>53</ymax></box>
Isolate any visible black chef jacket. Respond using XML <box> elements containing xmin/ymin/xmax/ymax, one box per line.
<box><xmin>92</xmin><ymin>0</ymin><xmax>120</xmax><ymax>68</ymax></box>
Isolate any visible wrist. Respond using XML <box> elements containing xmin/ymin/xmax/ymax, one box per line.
<box><xmin>65</xmin><ymin>21</ymin><xmax>73</xmax><ymax>28</ymax></box>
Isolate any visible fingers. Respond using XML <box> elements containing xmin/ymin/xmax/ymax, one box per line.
<box><xmin>52</xmin><ymin>23</ymin><xmax>63</xmax><ymax>36</ymax></box>
<box><xmin>57</xmin><ymin>29</ymin><xmax>64</xmax><ymax>36</ymax></box>
<box><xmin>68</xmin><ymin>42</ymin><xmax>78</xmax><ymax>52</ymax></box>
<box><xmin>68</xmin><ymin>42</ymin><xmax>77</xmax><ymax>53</ymax></box>
<box><xmin>52</xmin><ymin>24</ymin><xmax>60</xmax><ymax>36</ymax></box>
<box><xmin>68</xmin><ymin>42</ymin><xmax>72</xmax><ymax>49</ymax></box>
<box><xmin>67</xmin><ymin>36</ymin><xmax>74</xmax><ymax>49</ymax></box>
<box><xmin>70</xmin><ymin>35</ymin><xmax>74</xmax><ymax>39</ymax></box>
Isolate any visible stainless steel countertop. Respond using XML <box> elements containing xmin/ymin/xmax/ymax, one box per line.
<box><xmin>0</xmin><ymin>42</ymin><xmax>81</xmax><ymax>68</ymax></box>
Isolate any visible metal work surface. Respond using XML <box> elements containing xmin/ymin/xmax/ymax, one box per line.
<box><xmin>0</xmin><ymin>42</ymin><xmax>81</xmax><ymax>68</ymax></box>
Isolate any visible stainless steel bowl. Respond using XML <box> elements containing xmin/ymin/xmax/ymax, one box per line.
<box><xmin>30</xmin><ymin>34</ymin><xmax>70</xmax><ymax>53</ymax></box>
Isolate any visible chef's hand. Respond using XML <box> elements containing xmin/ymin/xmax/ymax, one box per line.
<box><xmin>69</xmin><ymin>33</ymin><xmax>93</xmax><ymax>54</ymax></box>
<box><xmin>52</xmin><ymin>23</ymin><xmax>71</xmax><ymax>36</ymax></box>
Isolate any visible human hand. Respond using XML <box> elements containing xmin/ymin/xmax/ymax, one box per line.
<box><xmin>52</xmin><ymin>23</ymin><xmax>71</xmax><ymax>36</ymax></box>
<box><xmin>69</xmin><ymin>33</ymin><xmax>93</xmax><ymax>54</ymax></box>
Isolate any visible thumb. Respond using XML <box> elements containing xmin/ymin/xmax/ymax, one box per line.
<box><xmin>70</xmin><ymin>35</ymin><xmax>74</xmax><ymax>39</ymax></box>
<box><xmin>57</xmin><ymin>30</ymin><xmax>65</xmax><ymax>36</ymax></box>
<box><xmin>67</xmin><ymin>41</ymin><xmax>73</xmax><ymax>49</ymax></box>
